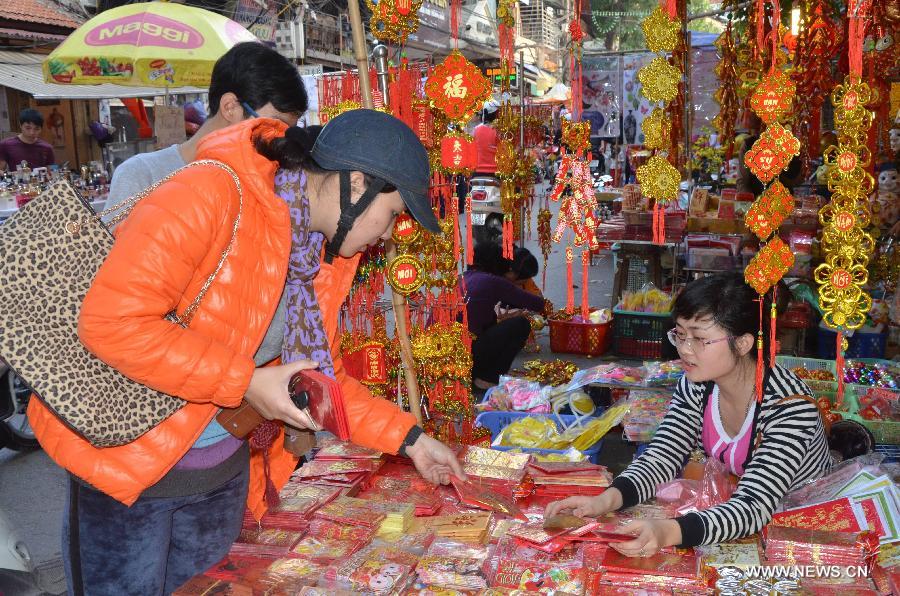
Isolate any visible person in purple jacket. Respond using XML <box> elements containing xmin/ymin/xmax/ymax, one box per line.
<box><xmin>463</xmin><ymin>242</ymin><xmax>546</xmax><ymax>390</ymax></box>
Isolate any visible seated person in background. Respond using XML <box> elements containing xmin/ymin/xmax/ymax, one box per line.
<box><xmin>463</xmin><ymin>242</ymin><xmax>546</xmax><ymax>390</ymax></box>
<box><xmin>505</xmin><ymin>246</ymin><xmax>543</xmax><ymax>298</ymax></box>
<box><xmin>505</xmin><ymin>246</ymin><xmax>546</xmax><ymax>352</ymax></box>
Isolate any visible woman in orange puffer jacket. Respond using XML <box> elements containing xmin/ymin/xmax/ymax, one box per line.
<box><xmin>29</xmin><ymin>110</ymin><xmax>464</xmax><ymax>595</ymax></box>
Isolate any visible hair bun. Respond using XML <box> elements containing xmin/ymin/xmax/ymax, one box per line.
<box><xmin>284</xmin><ymin>125</ymin><xmax>317</xmax><ymax>152</ymax></box>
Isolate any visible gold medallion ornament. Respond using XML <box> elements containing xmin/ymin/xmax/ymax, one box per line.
<box><xmin>391</xmin><ymin>212</ymin><xmax>421</xmax><ymax>245</ymax></box>
<box><xmin>641</xmin><ymin>108</ymin><xmax>672</xmax><ymax>150</ymax></box>
<box><xmin>641</xmin><ymin>6</ymin><xmax>680</xmax><ymax>53</ymax></box>
<box><xmin>638</xmin><ymin>56</ymin><xmax>681</xmax><ymax>103</ymax></box>
<box><xmin>386</xmin><ymin>254</ymin><xmax>425</xmax><ymax>295</ymax></box>
<box><xmin>636</xmin><ymin>155</ymin><xmax>680</xmax><ymax>203</ymax></box>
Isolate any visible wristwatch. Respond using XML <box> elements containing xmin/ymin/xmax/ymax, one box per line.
<box><xmin>399</xmin><ymin>425</ymin><xmax>424</xmax><ymax>457</ymax></box>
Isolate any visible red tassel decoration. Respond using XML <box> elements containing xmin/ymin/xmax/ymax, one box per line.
<box><xmin>835</xmin><ymin>331</ymin><xmax>846</xmax><ymax>409</ymax></box>
<box><xmin>581</xmin><ymin>250</ymin><xmax>590</xmax><ymax>321</ymax></box>
<box><xmin>755</xmin><ymin>297</ymin><xmax>765</xmax><ymax>404</ymax></box>
<box><xmin>452</xmin><ymin>197</ymin><xmax>460</xmax><ymax>263</ymax></box>
<box><xmin>769</xmin><ymin>286</ymin><xmax>778</xmax><ymax>365</ymax></box>
<box><xmin>249</xmin><ymin>421</ymin><xmax>282</xmax><ymax>508</ymax></box>
<box><xmin>465</xmin><ymin>192</ymin><xmax>473</xmax><ymax>266</ymax></box>
<box><xmin>566</xmin><ymin>247</ymin><xmax>574</xmax><ymax>314</ymax></box>
<box><xmin>652</xmin><ymin>203</ymin><xmax>666</xmax><ymax>245</ymax></box>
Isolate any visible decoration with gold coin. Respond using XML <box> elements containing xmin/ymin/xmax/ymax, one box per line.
<box><xmin>364</xmin><ymin>0</ymin><xmax>423</xmax><ymax>45</ymax></box>
<box><xmin>636</xmin><ymin>0</ymin><xmax>683</xmax><ymax>245</ymax></box>
<box><xmin>814</xmin><ymin>0</ymin><xmax>875</xmax><ymax>406</ymax></box>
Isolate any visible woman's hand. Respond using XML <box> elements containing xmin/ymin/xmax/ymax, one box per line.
<box><xmin>406</xmin><ymin>433</ymin><xmax>466</xmax><ymax>485</ymax></box>
<box><xmin>611</xmin><ymin>519</ymin><xmax>682</xmax><ymax>558</ymax></box>
<box><xmin>545</xmin><ymin>487</ymin><xmax>623</xmax><ymax>518</ymax></box>
<box><xmin>244</xmin><ymin>359</ymin><xmax>320</xmax><ymax>430</ymax></box>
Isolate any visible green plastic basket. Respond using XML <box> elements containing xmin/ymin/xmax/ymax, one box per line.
<box><xmin>775</xmin><ymin>355</ymin><xmax>839</xmax><ymax>395</ymax></box>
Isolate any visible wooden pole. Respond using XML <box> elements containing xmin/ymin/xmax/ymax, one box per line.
<box><xmin>345</xmin><ymin>3</ymin><xmax>424</xmax><ymax>425</ymax></box>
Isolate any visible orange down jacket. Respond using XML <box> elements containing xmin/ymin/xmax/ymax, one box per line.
<box><xmin>27</xmin><ymin>118</ymin><xmax>416</xmax><ymax>517</ymax></box>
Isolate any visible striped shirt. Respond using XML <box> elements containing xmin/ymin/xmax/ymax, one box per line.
<box><xmin>610</xmin><ymin>365</ymin><xmax>832</xmax><ymax>547</ymax></box>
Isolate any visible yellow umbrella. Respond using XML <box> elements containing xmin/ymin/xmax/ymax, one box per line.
<box><xmin>43</xmin><ymin>2</ymin><xmax>257</xmax><ymax>88</ymax></box>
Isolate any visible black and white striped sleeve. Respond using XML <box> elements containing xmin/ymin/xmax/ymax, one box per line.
<box><xmin>675</xmin><ymin>393</ymin><xmax>825</xmax><ymax>546</ymax></box>
<box><xmin>610</xmin><ymin>375</ymin><xmax>702</xmax><ymax>508</ymax></box>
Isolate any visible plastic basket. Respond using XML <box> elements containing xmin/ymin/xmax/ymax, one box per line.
<box><xmin>612</xmin><ymin>309</ymin><xmax>678</xmax><ymax>360</ymax></box>
<box><xmin>549</xmin><ymin>319</ymin><xmax>611</xmax><ymax>357</ymax></box>
<box><xmin>775</xmin><ymin>356</ymin><xmax>839</xmax><ymax>394</ymax></box>
<box><xmin>473</xmin><ymin>411</ymin><xmax>605</xmax><ymax>464</ymax></box>
<box><xmin>816</xmin><ymin>327</ymin><xmax>888</xmax><ymax>359</ymax></box>
<box><xmin>874</xmin><ymin>444</ymin><xmax>900</xmax><ymax>464</ymax></box>
<box><xmin>833</xmin><ymin>384</ymin><xmax>900</xmax><ymax>445</ymax></box>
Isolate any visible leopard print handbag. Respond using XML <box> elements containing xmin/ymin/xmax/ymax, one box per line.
<box><xmin>0</xmin><ymin>159</ymin><xmax>242</xmax><ymax>447</ymax></box>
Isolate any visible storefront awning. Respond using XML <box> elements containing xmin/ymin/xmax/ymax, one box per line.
<box><xmin>0</xmin><ymin>51</ymin><xmax>206</xmax><ymax>100</ymax></box>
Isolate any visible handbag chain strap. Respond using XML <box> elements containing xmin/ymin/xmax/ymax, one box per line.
<box><xmin>67</xmin><ymin>159</ymin><xmax>243</xmax><ymax>327</ymax></box>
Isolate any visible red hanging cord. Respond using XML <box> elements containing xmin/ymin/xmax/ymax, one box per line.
<box><xmin>847</xmin><ymin>0</ymin><xmax>870</xmax><ymax>78</ymax></box>
<box><xmin>581</xmin><ymin>250</ymin><xmax>590</xmax><ymax>320</ymax></box>
<box><xmin>835</xmin><ymin>331</ymin><xmax>846</xmax><ymax>409</ymax></box>
<box><xmin>465</xmin><ymin>190</ymin><xmax>473</xmax><ymax>266</ymax></box>
<box><xmin>769</xmin><ymin>0</ymin><xmax>781</xmax><ymax>73</ymax></box>
<box><xmin>566</xmin><ymin>247</ymin><xmax>574</xmax><ymax>314</ymax></box>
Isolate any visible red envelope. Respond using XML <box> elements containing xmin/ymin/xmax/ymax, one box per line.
<box><xmin>289</xmin><ymin>370</ymin><xmax>350</xmax><ymax>440</ymax></box>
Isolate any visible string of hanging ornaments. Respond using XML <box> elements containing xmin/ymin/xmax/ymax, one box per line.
<box><xmin>635</xmin><ymin>0</ymin><xmax>684</xmax><ymax>245</ymax></box>
<box><xmin>814</xmin><ymin>0</ymin><xmax>876</xmax><ymax>409</ymax></box>
<box><xmin>741</xmin><ymin>0</ymin><xmax>801</xmax><ymax>404</ymax></box>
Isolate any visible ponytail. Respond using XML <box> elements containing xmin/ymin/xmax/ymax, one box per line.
<box><xmin>253</xmin><ymin>125</ymin><xmax>325</xmax><ymax>172</ymax></box>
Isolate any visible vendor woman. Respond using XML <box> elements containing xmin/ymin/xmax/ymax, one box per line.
<box><xmin>546</xmin><ymin>272</ymin><xmax>831</xmax><ymax>556</ymax></box>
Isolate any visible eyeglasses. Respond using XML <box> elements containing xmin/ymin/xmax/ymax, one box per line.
<box><xmin>666</xmin><ymin>328</ymin><xmax>734</xmax><ymax>354</ymax></box>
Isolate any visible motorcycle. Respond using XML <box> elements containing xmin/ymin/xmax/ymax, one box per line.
<box><xmin>0</xmin><ymin>506</ymin><xmax>39</xmax><ymax>595</ymax></box>
<box><xmin>468</xmin><ymin>174</ymin><xmax>504</xmax><ymax>245</ymax></box>
<box><xmin>0</xmin><ymin>363</ymin><xmax>39</xmax><ymax>451</ymax></box>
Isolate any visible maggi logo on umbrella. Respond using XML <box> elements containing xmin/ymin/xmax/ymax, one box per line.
<box><xmin>85</xmin><ymin>13</ymin><xmax>204</xmax><ymax>49</ymax></box>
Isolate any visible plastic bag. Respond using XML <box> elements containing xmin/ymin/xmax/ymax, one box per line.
<box><xmin>656</xmin><ymin>457</ymin><xmax>736</xmax><ymax>516</ymax></box>
<box><xmin>643</xmin><ymin>360</ymin><xmax>684</xmax><ymax>387</ymax></box>
<box><xmin>781</xmin><ymin>453</ymin><xmax>885</xmax><ymax>511</ymax></box>
<box><xmin>616</xmin><ymin>282</ymin><xmax>673</xmax><ymax>313</ymax></box>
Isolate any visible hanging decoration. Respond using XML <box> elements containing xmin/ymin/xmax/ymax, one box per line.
<box><xmin>742</xmin><ymin>0</ymin><xmax>799</xmax><ymax>404</ymax></box>
<box><xmin>714</xmin><ymin>18</ymin><xmax>740</xmax><ymax>161</ymax></box>
<box><xmin>813</xmin><ymin>0</ymin><xmax>876</xmax><ymax>406</ymax></box>
<box><xmin>548</xmin><ymin>120</ymin><xmax>598</xmax><ymax>317</ymax></box>
<box><xmin>425</xmin><ymin>51</ymin><xmax>492</xmax><ymax>124</ymax></box>
<box><xmin>636</xmin><ymin>1</ymin><xmax>683</xmax><ymax>245</ymax></box>
<box><xmin>546</xmin><ymin>0</ymin><xmax>597</xmax><ymax>319</ymax></box>
<box><xmin>790</xmin><ymin>0</ymin><xmax>841</xmax><ymax>174</ymax></box>
<box><xmin>496</xmin><ymin>0</ymin><xmax>516</xmax><ymax>92</ymax></box>
<box><xmin>364</xmin><ymin>0</ymin><xmax>423</xmax><ymax>45</ymax></box>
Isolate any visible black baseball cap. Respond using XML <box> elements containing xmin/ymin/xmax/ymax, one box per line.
<box><xmin>311</xmin><ymin>109</ymin><xmax>439</xmax><ymax>233</ymax></box>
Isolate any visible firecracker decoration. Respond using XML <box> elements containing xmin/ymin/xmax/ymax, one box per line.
<box><xmin>814</xmin><ymin>0</ymin><xmax>876</xmax><ymax>407</ymax></box>
<box><xmin>425</xmin><ymin>51</ymin><xmax>492</xmax><ymax>125</ymax></box>
<box><xmin>496</xmin><ymin>0</ymin><xmax>516</xmax><ymax>90</ymax></box>
<box><xmin>537</xmin><ymin>206</ymin><xmax>552</xmax><ymax>290</ymax></box>
<box><xmin>714</xmin><ymin>19</ymin><xmax>740</xmax><ymax>160</ymax></box>
<box><xmin>364</xmin><ymin>0</ymin><xmax>423</xmax><ymax>44</ymax></box>
<box><xmin>637</xmin><ymin>0</ymin><xmax>684</xmax><ymax>245</ymax></box>
<box><xmin>790</xmin><ymin>0</ymin><xmax>841</xmax><ymax>173</ymax></box>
